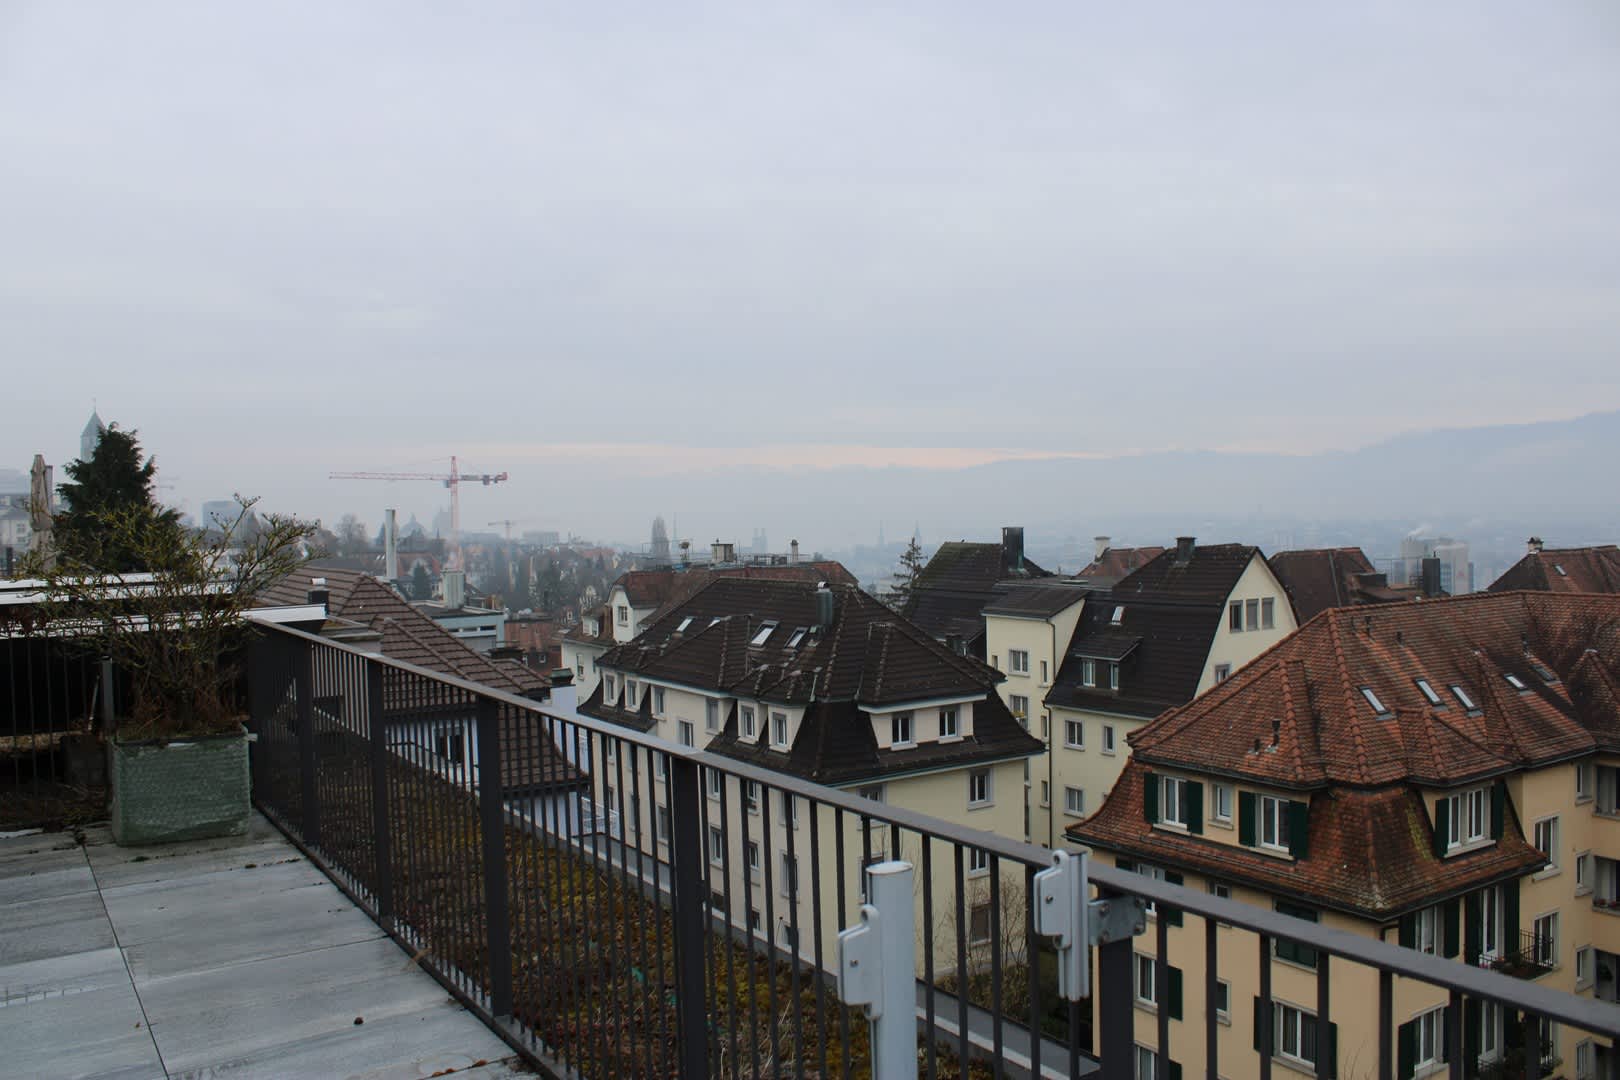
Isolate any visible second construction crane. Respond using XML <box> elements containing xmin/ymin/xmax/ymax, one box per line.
<box><xmin>329</xmin><ymin>456</ymin><xmax>508</xmax><ymax>572</ymax></box>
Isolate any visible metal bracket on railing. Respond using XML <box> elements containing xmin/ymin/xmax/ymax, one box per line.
<box><xmin>1034</xmin><ymin>849</ymin><xmax>1147</xmax><ymax>1002</ymax></box>
<box><xmin>838</xmin><ymin>860</ymin><xmax>916</xmax><ymax>1079</ymax></box>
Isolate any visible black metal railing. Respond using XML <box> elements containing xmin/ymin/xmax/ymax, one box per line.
<box><xmin>0</xmin><ymin>632</ymin><xmax>110</xmax><ymax>816</ymax></box>
<box><xmin>245</xmin><ymin>621</ymin><xmax>1620</xmax><ymax>1080</ymax></box>
<box><xmin>1486</xmin><ymin>929</ymin><xmax>1559</xmax><ymax>981</ymax></box>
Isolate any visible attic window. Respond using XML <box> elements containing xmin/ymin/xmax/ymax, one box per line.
<box><xmin>1529</xmin><ymin>661</ymin><xmax>1558</xmax><ymax>684</ymax></box>
<box><xmin>1554</xmin><ymin>564</ymin><xmax>1567</xmax><ymax>577</ymax></box>
<box><xmin>1450</xmin><ymin>685</ymin><xmax>1479</xmax><ymax>712</ymax></box>
<box><xmin>1504</xmin><ymin>673</ymin><xmax>1528</xmax><ymax>692</ymax></box>
<box><xmin>750</xmin><ymin>622</ymin><xmax>777</xmax><ymax>647</ymax></box>
<box><xmin>676</xmin><ymin>617</ymin><xmax>693</xmax><ymax>633</ymax></box>
<box><xmin>709</xmin><ymin>617</ymin><xmax>722</xmax><ymax>626</ymax></box>
<box><xmin>1110</xmin><ymin>605</ymin><xmax>1125</xmax><ymax>625</ymax></box>
<box><xmin>1359</xmin><ymin>686</ymin><xmax>1390</xmax><ymax>716</ymax></box>
<box><xmin>1415</xmin><ymin>678</ymin><xmax>1442</xmax><ymax>706</ymax></box>
<box><xmin>786</xmin><ymin>627</ymin><xmax>807</xmax><ymax>649</ymax></box>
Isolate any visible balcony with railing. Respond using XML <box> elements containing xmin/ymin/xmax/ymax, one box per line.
<box><xmin>1485</xmin><ymin>929</ymin><xmax>1560</xmax><ymax>981</ymax></box>
<box><xmin>6</xmin><ymin>617</ymin><xmax>1620</xmax><ymax>1079</ymax></box>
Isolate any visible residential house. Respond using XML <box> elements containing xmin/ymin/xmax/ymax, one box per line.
<box><xmin>1068</xmin><ymin>590</ymin><xmax>1620</xmax><ymax>1080</ymax></box>
<box><xmin>1269</xmin><ymin>546</ymin><xmax>1423</xmax><ymax>624</ymax></box>
<box><xmin>1078</xmin><ymin>537</ymin><xmax>1167</xmax><ymax>587</ymax></box>
<box><xmin>578</xmin><ymin>577</ymin><xmax>1043</xmax><ymax>966</ymax></box>
<box><xmin>1045</xmin><ymin>538</ymin><xmax>1296</xmax><ymax>840</ymax></box>
<box><xmin>904</xmin><ymin>526</ymin><xmax>1052</xmax><ymax>657</ymax></box>
<box><xmin>1490</xmin><ymin>539</ymin><xmax>1620</xmax><ymax>595</ymax></box>
<box><xmin>981</xmin><ymin>581</ymin><xmax>1093</xmax><ymax>845</ymax></box>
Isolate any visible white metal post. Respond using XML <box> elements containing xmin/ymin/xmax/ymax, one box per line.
<box><xmin>838</xmin><ymin>859</ymin><xmax>918</xmax><ymax>1080</ymax></box>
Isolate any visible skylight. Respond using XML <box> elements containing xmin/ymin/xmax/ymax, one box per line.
<box><xmin>1504</xmin><ymin>672</ymin><xmax>1528</xmax><ymax>691</ymax></box>
<box><xmin>750</xmin><ymin>622</ymin><xmax>777</xmax><ymax>647</ymax></box>
<box><xmin>1450</xmin><ymin>685</ymin><xmax>1478</xmax><ymax>711</ymax></box>
<box><xmin>1110</xmin><ymin>605</ymin><xmax>1125</xmax><ymax>625</ymax></box>
<box><xmin>676</xmin><ymin>617</ymin><xmax>693</xmax><ymax>633</ymax></box>
<box><xmin>785</xmin><ymin>627</ymin><xmax>807</xmax><ymax>648</ymax></box>
<box><xmin>1359</xmin><ymin>686</ymin><xmax>1389</xmax><ymax>715</ymax></box>
<box><xmin>1415</xmin><ymin>678</ymin><xmax>1442</xmax><ymax>706</ymax></box>
<box><xmin>1529</xmin><ymin>661</ymin><xmax>1558</xmax><ymax>683</ymax></box>
<box><xmin>1554</xmin><ymin>564</ymin><xmax>1567</xmax><ymax>577</ymax></box>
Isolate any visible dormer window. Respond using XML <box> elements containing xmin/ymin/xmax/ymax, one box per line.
<box><xmin>771</xmin><ymin>711</ymin><xmax>789</xmax><ymax>749</ymax></box>
<box><xmin>750</xmin><ymin>622</ymin><xmax>777</xmax><ymax>647</ymax></box>
<box><xmin>1359</xmin><ymin>686</ymin><xmax>1389</xmax><ymax>716</ymax></box>
<box><xmin>1504</xmin><ymin>673</ymin><xmax>1528</xmax><ymax>692</ymax></box>
<box><xmin>740</xmin><ymin>705</ymin><xmax>757</xmax><ymax>738</ymax></box>
<box><xmin>1111</xmin><ymin>605</ymin><xmax>1125</xmax><ymax>625</ymax></box>
<box><xmin>626</xmin><ymin>679</ymin><xmax>639</xmax><ymax>708</ymax></box>
<box><xmin>1081</xmin><ymin>658</ymin><xmax>1096</xmax><ymax>687</ymax></box>
<box><xmin>1108</xmin><ymin>663</ymin><xmax>1120</xmax><ymax>691</ymax></box>
<box><xmin>891</xmin><ymin>712</ymin><xmax>914</xmax><ymax>748</ymax></box>
<box><xmin>1450</xmin><ymin>685</ymin><xmax>1479</xmax><ymax>712</ymax></box>
<box><xmin>786</xmin><ymin>627</ymin><xmax>807</xmax><ymax>649</ymax></box>
<box><xmin>1415</xmin><ymin>678</ymin><xmax>1442</xmax><ymax>706</ymax></box>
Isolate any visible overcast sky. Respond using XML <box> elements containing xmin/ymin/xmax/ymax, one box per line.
<box><xmin>4</xmin><ymin>2</ymin><xmax>1618</xmax><ymax>543</ymax></box>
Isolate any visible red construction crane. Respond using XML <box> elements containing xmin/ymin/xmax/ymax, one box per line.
<box><xmin>329</xmin><ymin>456</ymin><xmax>508</xmax><ymax>571</ymax></box>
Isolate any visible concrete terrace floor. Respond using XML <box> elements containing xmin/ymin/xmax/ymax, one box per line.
<box><xmin>0</xmin><ymin>813</ymin><xmax>529</xmax><ymax>1080</ymax></box>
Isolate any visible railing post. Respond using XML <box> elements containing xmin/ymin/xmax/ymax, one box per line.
<box><xmin>667</xmin><ymin>753</ymin><xmax>710</xmax><ymax>1079</ymax></box>
<box><xmin>838</xmin><ymin>859</ymin><xmax>918</xmax><ymax>1080</ymax></box>
<box><xmin>474</xmin><ymin>696</ymin><xmax>513</xmax><ymax>1018</ymax></box>
<box><xmin>366</xmin><ymin>660</ymin><xmax>393</xmax><ymax>923</ymax></box>
<box><xmin>245</xmin><ymin>637</ymin><xmax>266</xmax><ymax>806</ymax></box>
<box><xmin>1096</xmin><ymin>931</ymin><xmax>1135</xmax><ymax>1080</ymax></box>
<box><xmin>294</xmin><ymin>638</ymin><xmax>319</xmax><ymax>847</ymax></box>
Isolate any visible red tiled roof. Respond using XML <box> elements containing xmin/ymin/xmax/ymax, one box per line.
<box><xmin>1487</xmin><ymin>545</ymin><xmax>1620</xmax><ymax>594</ymax></box>
<box><xmin>1129</xmin><ymin>591</ymin><xmax>1620</xmax><ymax>788</ymax></box>
<box><xmin>1069</xmin><ymin>761</ymin><xmax>1545</xmax><ymax>919</ymax></box>
<box><xmin>1077</xmin><ymin>546</ymin><xmax>1166</xmax><ymax>583</ymax></box>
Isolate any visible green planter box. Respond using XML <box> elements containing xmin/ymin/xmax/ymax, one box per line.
<box><xmin>110</xmin><ymin>729</ymin><xmax>251</xmax><ymax>846</ymax></box>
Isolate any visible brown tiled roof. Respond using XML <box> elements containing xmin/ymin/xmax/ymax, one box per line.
<box><xmin>1487</xmin><ymin>545</ymin><xmax>1620</xmax><ymax>594</ymax></box>
<box><xmin>903</xmin><ymin>541</ymin><xmax>1053</xmax><ymax>643</ymax></box>
<box><xmin>1067</xmin><ymin>762</ymin><xmax>1546</xmax><ymax>919</ymax></box>
<box><xmin>1077</xmin><ymin>546</ymin><xmax>1166</xmax><ymax>584</ymax></box>
<box><xmin>579</xmin><ymin>578</ymin><xmax>1043</xmax><ymax>781</ymax></box>
<box><xmin>1268</xmin><ymin>547</ymin><xmax>1421</xmax><ymax>623</ymax></box>
<box><xmin>1129</xmin><ymin>591</ymin><xmax>1620</xmax><ymax>788</ymax></box>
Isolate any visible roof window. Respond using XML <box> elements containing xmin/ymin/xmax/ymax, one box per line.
<box><xmin>1110</xmin><ymin>605</ymin><xmax>1125</xmax><ymax>625</ymax></box>
<box><xmin>1450</xmin><ymin>685</ymin><xmax>1478</xmax><ymax>712</ymax></box>
<box><xmin>1415</xmin><ymin>678</ymin><xmax>1442</xmax><ymax>706</ymax></box>
<box><xmin>786</xmin><ymin>627</ymin><xmax>807</xmax><ymax>649</ymax></box>
<box><xmin>1554</xmin><ymin>564</ymin><xmax>1567</xmax><ymax>577</ymax></box>
<box><xmin>676</xmin><ymin>617</ymin><xmax>693</xmax><ymax>633</ymax></box>
<box><xmin>1359</xmin><ymin>686</ymin><xmax>1390</xmax><ymax>716</ymax></box>
<box><xmin>1504</xmin><ymin>672</ymin><xmax>1528</xmax><ymax>691</ymax></box>
<box><xmin>750</xmin><ymin>622</ymin><xmax>777</xmax><ymax>647</ymax></box>
<box><xmin>1529</xmin><ymin>661</ymin><xmax>1558</xmax><ymax>683</ymax></box>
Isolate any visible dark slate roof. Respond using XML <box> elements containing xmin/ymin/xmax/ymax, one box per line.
<box><xmin>1268</xmin><ymin>547</ymin><xmax>1420</xmax><ymax>623</ymax></box>
<box><xmin>1128</xmin><ymin>591</ymin><xmax>1620</xmax><ymax>788</ymax></box>
<box><xmin>1487</xmin><ymin>545</ymin><xmax>1620</xmax><ymax>595</ymax></box>
<box><xmin>903</xmin><ymin>541</ymin><xmax>1052</xmax><ymax>643</ymax></box>
<box><xmin>981</xmin><ymin>582</ymin><xmax>1092</xmax><ymax>619</ymax></box>
<box><xmin>614</xmin><ymin>562</ymin><xmax>859</xmax><ymax>613</ymax></box>
<box><xmin>1068</xmin><ymin>761</ymin><xmax>1545</xmax><ymax>920</ymax></box>
<box><xmin>1045</xmin><ymin>594</ymin><xmax>1218</xmax><ymax>718</ymax></box>
<box><xmin>578</xmin><ymin>578</ymin><xmax>1043</xmax><ymax>782</ymax></box>
<box><xmin>1112</xmin><ymin>543</ymin><xmax>1259</xmax><ymax>603</ymax></box>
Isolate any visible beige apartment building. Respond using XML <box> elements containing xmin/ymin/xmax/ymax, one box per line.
<box><xmin>579</xmin><ymin>577</ymin><xmax>1043</xmax><ymax>968</ymax></box>
<box><xmin>1040</xmin><ymin>539</ymin><xmax>1296</xmax><ymax>846</ymax></box>
<box><xmin>1070</xmin><ymin>591</ymin><xmax>1620</xmax><ymax>1080</ymax></box>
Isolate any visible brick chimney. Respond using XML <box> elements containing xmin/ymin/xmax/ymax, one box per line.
<box><xmin>1001</xmin><ymin>526</ymin><xmax>1025</xmax><ymax>573</ymax></box>
<box><xmin>1527</xmin><ymin>536</ymin><xmax>1544</xmax><ymax>555</ymax></box>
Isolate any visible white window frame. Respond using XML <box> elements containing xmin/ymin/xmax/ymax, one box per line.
<box><xmin>656</xmin><ymin>804</ymin><xmax>671</xmax><ymax>845</ymax></box>
<box><xmin>705</xmin><ymin>698</ymin><xmax>720</xmax><ymax>732</ymax></box>
<box><xmin>741</xmin><ymin>705</ymin><xmax>757</xmax><ymax>739</ymax></box>
<box><xmin>1445</xmin><ymin>787</ymin><xmax>1488</xmax><ymax>849</ymax></box>
<box><xmin>653</xmin><ymin>686</ymin><xmax>665</xmax><ymax>715</ymax></box>
<box><xmin>859</xmin><ymin>783</ymin><xmax>885</xmax><ymax>803</ymax></box>
<box><xmin>1081</xmin><ymin>658</ymin><xmax>1096</xmax><ymax>687</ymax></box>
<box><xmin>939</xmin><ymin>707</ymin><xmax>958</xmax><ymax>740</ymax></box>
<box><xmin>1575</xmin><ymin>851</ymin><xmax>1592</xmax><ymax>895</ymax></box>
<box><xmin>1533</xmin><ymin>816</ymin><xmax>1560</xmax><ymax>872</ymax></box>
<box><xmin>1064</xmin><ymin>786</ymin><xmax>1086</xmax><ymax>817</ymax></box>
<box><xmin>1245</xmin><ymin>598</ymin><xmax>1260</xmax><ymax>631</ymax></box>
<box><xmin>968</xmin><ymin>769</ymin><xmax>992</xmax><ymax>808</ymax></box>
<box><xmin>678</xmin><ymin>720</ymin><xmax>695</xmax><ymax>747</ymax></box>
<box><xmin>1109</xmin><ymin>662</ymin><xmax>1120</xmax><ymax>691</ymax></box>
<box><xmin>1133</xmin><ymin>953</ymin><xmax>1158</xmax><ymax>1007</ymax></box>
<box><xmin>1479</xmin><ymin>884</ymin><xmax>1503</xmax><ymax>961</ymax></box>
<box><xmin>1415</xmin><ymin>906</ymin><xmax>1440</xmax><ymax>955</ymax></box>
<box><xmin>779</xmin><ymin>789</ymin><xmax>798</xmax><ymax>828</ymax></box>
<box><xmin>1576</xmin><ymin>1038</ymin><xmax>1595</xmax><ymax>1080</ymax></box>
<box><xmin>1414</xmin><ymin>1005</ymin><xmax>1444</xmax><ymax>1071</ymax></box>
<box><xmin>1065</xmin><ymin>718</ymin><xmax>1085</xmax><ymax>749</ymax></box>
<box><xmin>1575</xmin><ymin>761</ymin><xmax>1592</xmax><ymax>802</ymax></box>
<box><xmin>1161</xmin><ymin>775</ymin><xmax>1187</xmax><ymax>828</ymax></box>
<box><xmin>1040</xmin><ymin>659</ymin><xmax>1049</xmax><ymax>683</ymax></box>
<box><xmin>1230</xmin><ymin>601</ymin><xmax>1243</xmax><ymax>632</ymax></box>
<box><xmin>780</xmin><ymin>852</ymin><xmax>799</xmax><ymax>899</ymax></box>
<box><xmin>1215</xmin><ymin>979</ymin><xmax>1231</xmax><ymax>1021</ymax></box>
<box><xmin>771</xmin><ymin>710</ymin><xmax>789</xmax><ymax>749</ymax></box>
<box><xmin>891</xmin><ymin>711</ymin><xmax>914</xmax><ymax>748</ymax></box>
<box><xmin>746</xmin><ymin>840</ymin><xmax>761</xmax><ymax>878</ymax></box>
<box><xmin>1040</xmin><ymin>779</ymin><xmax>1050</xmax><ymax>807</ymax></box>
<box><xmin>1533</xmin><ymin>911</ymin><xmax>1558</xmax><ymax>968</ymax></box>
<box><xmin>1261</xmin><ymin>596</ymin><xmax>1275</xmax><ymax>629</ymax></box>
<box><xmin>706</xmin><ymin>769</ymin><xmax>722</xmax><ymax>800</ymax></box>
<box><xmin>968</xmin><ymin>847</ymin><xmax>990</xmax><ymax>875</ymax></box>
<box><xmin>1009</xmin><ymin>649</ymin><xmax>1030</xmax><ymax>674</ymax></box>
<box><xmin>1360</xmin><ymin>686</ymin><xmax>1388</xmax><ymax>715</ymax></box>
<box><xmin>1451</xmin><ymin>684</ymin><xmax>1479</xmax><ymax>712</ymax></box>
<box><xmin>707</xmin><ymin>824</ymin><xmax>724</xmax><ymax>866</ymax></box>
<box><xmin>1575</xmin><ymin>945</ymin><xmax>1593</xmax><ymax>990</ymax></box>
<box><xmin>1102</xmin><ymin>724</ymin><xmax>1116</xmax><ymax>754</ymax></box>
<box><xmin>1214</xmin><ymin>663</ymin><xmax>1232</xmax><ymax>683</ymax></box>
<box><xmin>1259</xmin><ymin>794</ymin><xmax>1291</xmax><ymax>852</ymax></box>
<box><xmin>626</xmin><ymin>679</ymin><xmax>639</xmax><ymax>708</ymax></box>
<box><xmin>1009</xmin><ymin>695</ymin><xmax>1029</xmax><ymax>720</ymax></box>
<box><xmin>616</xmin><ymin>604</ymin><xmax>628</xmax><ymax>624</ymax></box>
<box><xmin>1273</xmin><ymin>1001</ymin><xmax>1322</xmax><ymax>1070</ymax></box>
<box><xmin>1212</xmin><ymin>783</ymin><xmax>1232</xmax><ymax>824</ymax></box>
<box><xmin>744</xmin><ymin>779</ymin><xmax>760</xmax><ymax>814</ymax></box>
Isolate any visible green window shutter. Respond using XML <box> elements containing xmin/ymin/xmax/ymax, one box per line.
<box><xmin>1253</xmin><ymin>996</ymin><xmax>1265</xmax><ymax>1052</ymax></box>
<box><xmin>1398</xmin><ymin>912</ymin><xmax>1417</xmax><ymax>950</ymax></box>
<box><xmin>1238</xmin><ymin>791</ymin><xmax>1256</xmax><ymax>846</ymax></box>
<box><xmin>1166</xmin><ymin>1060</ymin><xmax>1182</xmax><ymax>1080</ymax></box>
<box><xmin>1167</xmin><ymin>965</ymin><xmax>1183</xmax><ymax>1020</ymax></box>
<box><xmin>1464</xmin><ymin>893</ymin><xmax>1482</xmax><ymax>966</ymax></box>
<box><xmin>1143</xmin><ymin>770</ymin><xmax>1159</xmax><ymax>824</ymax></box>
<box><xmin>1163</xmin><ymin>871</ymin><xmax>1184</xmax><ymax>927</ymax></box>
<box><xmin>1464</xmin><ymin>999</ymin><xmax>1482</xmax><ymax>1069</ymax></box>
<box><xmin>1117</xmin><ymin>858</ymin><xmax>1136</xmax><ymax>874</ymax></box>
<box><xmin>1398</xmin><ymin>1019</ymin><xmax>1417</xmax><ymax>1080</ymax></box>
<box><xmin>1186</xmin><ymin>781</ymin><xmax>1203</xmax><ymax>834</ymax></box>
<box><xmin>1432</xmin><ymin>797</ymin><xmax>1450</xmax><ymax>858</ymax></box>
<box><xmin>1288</xmin><ymin>799</ymin><xmax>1309</xmax><ymax>859</ymax></box>
<box><xmin>1442</xmin><ymin>898</ymin><xmax>1461</xmax><ymax>958</ymax></box>
<box><xmin>1503</xmin><ymin>879</ymin><xmax>1520</xmax><ymax>940</ymax></box>
<box><xmin>1326</xmin><ymin>1021</ymin><xmax>1339</xmax><ymax>1079</ymax></box>
<box><xmin>1491</xmin><ymin>780</ymin><xmax>1506</xmax><ymax>840</ymax></box>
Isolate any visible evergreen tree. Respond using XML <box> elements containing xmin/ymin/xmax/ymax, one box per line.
<box><xmin>410</xmin><ymin>563</ymin><xmax>433</xmax><ymax>601</ymax></box>
<box><xmin>888</xmin><ymin>536</ymin><xmax>927</xmax><ymax>611</ymax></box>
<box><xmin>54</xmin><ymin>424</ymin><xmax>179</xmax><ymax>572</ymax></box>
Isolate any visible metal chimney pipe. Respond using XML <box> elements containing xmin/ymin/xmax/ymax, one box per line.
<box><xmin>385</xmin><ymin>508</ymin><xmax>398</xmax><ymax>579</ymax></box>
